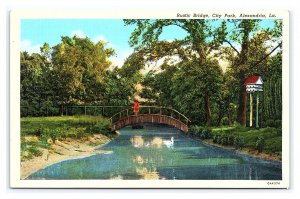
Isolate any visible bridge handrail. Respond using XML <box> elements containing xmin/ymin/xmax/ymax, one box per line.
<box><xmin>109</xmin><ymin>106</ymin><xmax>191</xmax><ymax>125</ymax></box>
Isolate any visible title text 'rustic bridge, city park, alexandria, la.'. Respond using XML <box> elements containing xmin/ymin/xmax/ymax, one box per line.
<box><xmin>67</xmin><ymin>106</ymin><xmax>191</xmax><ymax>132</ymax></box>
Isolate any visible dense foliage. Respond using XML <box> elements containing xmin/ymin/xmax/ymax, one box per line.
<box><xmin>21</xmin><ymin>19</ymin><xmax>282</xmax><ymax>128</ymax></box>
<box><xmin>189</xmin><ymin>125</ymin><xmax>281</xmax><ymax>155</ymax></box>
<box><xmin>21</xmin><ymin>36</ymin><xmax>142</xmax><ymax>116</ymax></box>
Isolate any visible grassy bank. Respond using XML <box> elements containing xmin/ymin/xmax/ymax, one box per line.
<box><xmin>21</xmin><ymin>115</ymin><xmax>115</xmax><ymax>161</ymax></box>
<box><xmin>189</xmin><ymin>125</ymin><xmax>282</xmax><ymax>160</ymax></box>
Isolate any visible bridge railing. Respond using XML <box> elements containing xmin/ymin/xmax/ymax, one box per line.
<box><xmin>66</xmin><ymin>105</ymin><xmax>129</xmax><ymax>117</ymax></box>
<box><xmin>109</xmin><ymin>106</ymin><xmax>191</xmax><ymax>126</ymax></box>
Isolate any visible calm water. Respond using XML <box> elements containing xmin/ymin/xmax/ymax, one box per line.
<box><xmin>28</xmin><ymin>124</ymin><xmax>282</xmax><ymax>180</ymax></box>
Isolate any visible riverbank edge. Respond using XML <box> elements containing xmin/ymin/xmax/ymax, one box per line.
<box><xmin>21</xmin><ymin>132</ymin><xmax>118</xmax><ymax>180</ymax></box>
<box><xmin>200</xmin><ymin>139</ymin><xmax>282</xmax><ymax>162</ymax></box>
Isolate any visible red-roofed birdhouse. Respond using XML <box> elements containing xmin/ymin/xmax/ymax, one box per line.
<box><xmin>244</xmin><ymin>75</ymin><xmax>263</xmax><ymax>93</ymax></box>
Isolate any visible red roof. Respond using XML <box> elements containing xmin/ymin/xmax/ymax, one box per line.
<box><xmin>244</xmin><ymin>75</ymin><xmax>260</xmax><ymax>85</ymax></box>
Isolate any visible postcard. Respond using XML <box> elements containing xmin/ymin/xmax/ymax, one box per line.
<box><xmin>10</xmin><ymin>9</ymin><xmax>289</xmax><ymax>188</ymax></box>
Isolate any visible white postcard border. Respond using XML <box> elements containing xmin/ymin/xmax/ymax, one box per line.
<box><xmin>10</xmin><ymin>9</ymin><xmax>290</xmax><ymax>188</ymax></box>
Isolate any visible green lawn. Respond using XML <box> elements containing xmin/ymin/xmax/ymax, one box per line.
<box><xmin>21</xmin><ymin>116</ymin><xmax>106</xmax><ymax>135</ymax></box>
<box><xmin>21</xmin><ymin>115</ymin><xmax>110</xmax><ymax>136</ymax></box>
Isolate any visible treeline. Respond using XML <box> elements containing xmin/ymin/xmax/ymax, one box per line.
<box><xmin>21</xmin><ymin>36</ymin><xmax>142</xmax><ymax>117</ymax></box>
<box><xmin>140</xmin><ymin>54</ymin><xmax>282</xmax><ymax>127</ymax></box>
<box><xmin>21</xmin><ymin>19</ymin><xmax>283</xmax><ymax>128</ymax></box>
<box><xmin>124</xmin><ymin>19</ymin><xmax>282</xmax><ymax>127</ymax></box>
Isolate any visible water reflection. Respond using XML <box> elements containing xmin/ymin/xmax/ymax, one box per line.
<box><xmin>28</xmin><ymin>124</ymin><xmax>282</xmax><ymax>180</ymax></box>
<box><xmin>131</xmin><ymin>135</ymin><xmax>175</xmax><ymax>149</ymax></box>
<box><xmin>131</xmin><ymin>136</ymin><xmax>144</xmax><ymax>148</ymax></box>
<box><xmin>151</xmin><ymin>137</ymin><xmax>163</xmax><ymax>148</ymax></box>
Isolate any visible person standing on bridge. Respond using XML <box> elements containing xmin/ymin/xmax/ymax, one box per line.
<box><xmin>133</xmin><ymin>99</ymin><xmax>139</xmax><ymax>115</ymax></box>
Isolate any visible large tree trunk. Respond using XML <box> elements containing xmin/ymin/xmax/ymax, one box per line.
<box><xmin>236</xmin><ymin>23</ymin><xmax>250</xmax><ymax>126</ymax></box>
<box><xmin>237</xmin><ymin>87</ymin><xmax>247</xmax><ymax>126</ymax></box>
<box><xmin>204</xmin><ymin>93</ymin><xmax>212</xmax><ymax>126</ymax></box>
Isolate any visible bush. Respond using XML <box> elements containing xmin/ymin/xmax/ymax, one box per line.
<box><xmin>274</xmin><ymin>119</ymin><xmax>282</xmax><ymax>128</ymax></box>
<box><xmin>264</xmin><ymin>119</ymin><xmax>281</xmax><ymax>128</ymax></box>
<box><xmin>32</xmin><ymin>127</ymin><xmax>44</xmax><ymax>136</ymax></box>
<box><xmin>85</xmin><ymin>120</ymin><xmax>111</xmax><ymax>134</ymax></box>
<box><xmin>39</xmin><ymin>128</ymin><xmax>67</xmax><ymax>142</ymax></box>
<box><xmin>190</xmin><ymin>126</ymin><xmax>212</xmax><ymax>140</ymax></box>
<box><xmin>233</xmin><ymin>136</ymin><xmax>245</xmax><ymax>149</ymax></box>
<box><xmin>255</xmin><ymin>136</ymin><xmax>266</xmax><ymax>153</ymax></box>
<box><xmin>190</xmin><ymin>126</ymin><xmax>204</xmax><ymax>136</ymax></box>
<box><xmin>21</xmin><ymin>143</ymin><xmax>43</xmax><ymax>161</ymax></box>
<box><xmin>276</xmin><ymin>128</ymin><xmax>282</xmax><ymax>136</ymax></box>
<box><xmin>199</xmin><ymin>128</ymin><xmax>212</xmax><ymax>140</ymax></box>
<box><xmin>220</xmin><ymin>117</ymin><xmax>230</xmax><ymax>126</ymax></box>
<box><xmin>49</xmin><ymin>129</ymin><xmax>64</xmax><ymax>142</ymax></box>
<box><xmin>216</xmin><ymin>134</ymin><xmax>233</xmax><ymax>146</ymax></box>
<box><xmin>213</xmin><ymin>134</ymin><xmax>222</xmax><ymax>144</ymax></box>
<box><xmin>28</xmin><ymin>146</ymin><xmax>43</xmax><ymax>157</ymax></box>
<box><xmin>265</xmin><ymin>119</ymin><xmax>275</xmax><ymax>127</ymax></box>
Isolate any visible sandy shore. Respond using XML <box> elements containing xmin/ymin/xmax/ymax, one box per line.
<box><xmin>202</xmin><ymin>139</ymin><xmax>281</xmax><ymax>162</ymax></box>
<box><xmin>21</xmin><ymin>134</ymin><xmax>113</xmax><ymax>179</ymax></box>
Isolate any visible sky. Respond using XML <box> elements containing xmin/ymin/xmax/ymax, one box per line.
<box><xmin>21</xmin><ymin>19</ymin><xmax>187</xmax><ymax>67</ymax></box>
<box><xmin>21</xmin><ymin>19</ymin><xmax>277</xmax><ymax>68</ymax></box>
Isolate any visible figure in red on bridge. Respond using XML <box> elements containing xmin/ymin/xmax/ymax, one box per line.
<box><xmin>133</xmin><ymin>99</ymin><xmax>139</xmax><ymax>115</ymax></box>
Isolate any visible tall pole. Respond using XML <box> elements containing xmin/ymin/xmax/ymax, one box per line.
<box><xmin>256</xmin><ymin>95</ymin><xmax>259</xmax><ymax>128</ymax></box>
<box><xmin>249</xmin><ymin>92</ymin><xmax>253</xmax><ymax>127</ymax></box>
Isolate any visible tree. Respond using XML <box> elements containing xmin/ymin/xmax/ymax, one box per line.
<box><xmin>223</xmin><ymin>19</ymin><xmax>282</xmax><ymax>126</ymax></box>
<box><xmin>141</xmin><ymin>64</ymin><xmax>178</xmax><ymax>106</ymax></box>
<box><xmin>102</xmin><ymin>52</ymin><xmax>144</xmax><ymax>105</ymax></box>
<box><xmin>20</xmin><ymin>51</ymin><xmax>55</xmax><ymax>116</ymax></box>
<box><xmin>51</xmin><ymin>36</ymin><xmax>114</xmax><ymax>114</ymax></box>
<box><xmin>124</xmin><ymin>19</ymin><xmax>227</xmax><ymax>125</ymax></box>
<box><xmin>171</xmin><ymin>59</ymin><xmax>223</xmax><ymax>125</ymax></box>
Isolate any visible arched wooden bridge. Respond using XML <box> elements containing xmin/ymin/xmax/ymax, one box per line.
<box><xmin>109</xmin><ymin>106</ymin><xmax>191</xmax><ymax>132</ymax></box>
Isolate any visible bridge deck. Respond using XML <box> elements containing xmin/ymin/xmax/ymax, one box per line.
<box><xmin>111</xmin><ymin>114</ymin><xmax>189</xmax><ymax>132</ymax></box>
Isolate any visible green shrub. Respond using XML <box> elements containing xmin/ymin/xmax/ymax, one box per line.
<box><xmin>190</xmin><ymin>126</ymin><xmax>212</xmax><ymax>140</ymax></box>
<box><xmin>277</xmin><ymin>128</ymin><xmax>282</xmax><ymax>136</ymax></box>
<box><xmin>76</xmin><ymin>131</ymin><xmax>88</xmax><ymax>139</ymax></box>
<box><xmin>213</xmin><ymin>134</ymin><xmax>222</xmax><ymax>144</ymax></box>
<box><xmin>39</xmin><ymin>135</ymin><xmax>50</xmax><ymax>148</ymax></box>
<box><xmin>220</xmin><ymin>117</ymin><xmax>230</xmax><ymax>126</ymax></box>
<box><xmin>200</xmin><ymin>128</ymin><xmax>212</xmax><ymax>140</ymax></box>
<box><xmin>32</xmin><ymin>127</ymin><xmax>44</xmax><ymax>136</ymax></box>
<box><xmin>28</xmin><ymin>146</ymin><xmax>43</xmax><ymax>157</ymax></box>
<box><xmin>49</xmin><ymin>129</ymin><xmax>64</xmax><ymax>142</ymax></box>
<box><xmin>39</xmin><ymin>128</ymin><xmax>67</xmax><ymax>142</ymax></box>
<box><xmin>233</xmin><ymin>136</ymin><xmax>245</xmax><ymax>149</ymax></box>
<box><xmin>264</xmin><ymin>119</ymin><xmax>281</xmax><ymax>128</ymax></box>
<box><xmin>265</xmin><ymin>119</ymin><xmax>275</xmax><ymax>127</ymax></box>
<box><xmin>227</xmin><ymin>135</ymin><xmax>235</xmax><ymax>145</ymax></box>
<box><xmin>274</xmin><ymin>120</ymin><xmax>282</xmax><ymax>128</ymax></box>
<box><xmin>85</xmin><ymin>120</ymin><xmax>111</xmax><ymax>134</ymax></box>
<box><xmin>21</xmin><ymin>143</ymin><xmax>43</xmax><ymax>160</ymax></box>
<box><xmin>190</xmin><ymin>126</ymin><xmax>204</xmax><ymax>136</ymax></box>
<box><xmin>220</xmin><ymin>134</ymin><xmax>229</xmax><ymax>145</ymax></box>
<box><xmin>255</xmin><ymin>136</ymin><xmax>266</xmax><ymax>153</ymax></box>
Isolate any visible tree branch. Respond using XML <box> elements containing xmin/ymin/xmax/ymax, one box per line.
<box><xmin>253</xmin><ymin>41</ymin><xmax>282</xmax><ymax>67</ymax></box>
<box><xmin>225</xmin><ymin>40</ymin><xmax>240</xmax><ymax>55</ymax></box>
